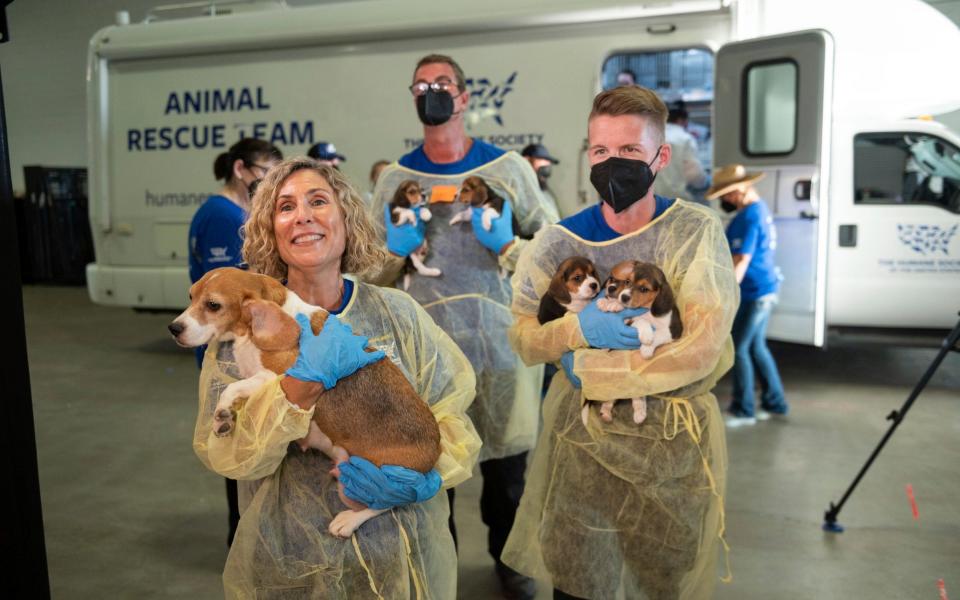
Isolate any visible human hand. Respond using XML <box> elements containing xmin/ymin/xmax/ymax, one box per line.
<box><xmin>577</xmin><ymin>297</ymin><xmax>647</xmax><ymax>350</ymax></box>
<box><xmin>337</xmin><ymin>456</ymin><xmax>443</xmax><ymax>510</ymax></box>
<box><xmin>384</xmin><ymin>202</ymin><xmax>425</xmax><ymax>257</ymax></box>
<box><xmin>285</xmin><ymin>314</ymin><xmax>385</xmax><ymax>389</ymax></box>
<box><xmin>471</xmin><ymin>200</ymin><xmax>516</xmax><ymax>254</ymax></box>
<box><xmin>560</xmin><ymin>351</ymin><xmax>581</xmax><ymax>389</ymax></box>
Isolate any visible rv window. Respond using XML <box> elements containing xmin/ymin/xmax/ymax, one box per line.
<box><xmin>601</xmin><ymin>48</ymin><xmax>714</xmax><ymax>174</ymax></box>
<box><xmin>854</xmin><ymin>132</ymin><xmax>960</xmax><ymax>215</ymax></box>
<box><xmin>743</xmin><ymin>60</ymin><xmax>797</xmax><ymax>156</ymax></box>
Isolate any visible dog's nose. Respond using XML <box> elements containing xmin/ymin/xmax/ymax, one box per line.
<box><xmin>620</xmin><ymin>293</ymin><xmax>631</xmax><ymax>304</ymax></box>
<box><xmin>168</xmin><ymin>322</ymin><xmax>185</xmax><ymax>337</ymax></box>
<box><xmin>589</xmin><ymin>281</ymin><xmax>598</xmax><ymax>291</ymax></box>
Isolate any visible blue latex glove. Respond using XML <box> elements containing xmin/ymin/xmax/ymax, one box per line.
<box><xmin>338</xmin><ymin>456</ymin><xmax>443</xmax><ymax>510</ymax></box>
<box><xmin>384</xmin><ymin>202</ymin><xmax>425</xmax><ymax>258</ymax></box>
<box><xmin>285</xmin><ymin>314</ymin><xmax>385</xmax><ymax>389</ymax></box>
<box><xmin>560</xmin><ymin>351</ymin><xmax>581</xmax><ymax>389</ymax></box>
<box><xmin>577</xmin><ymin>297</ymin><xmax>648</xmax><ymax>350</ymax></box>
<box><xmin>471</xmin><ymin>200</ymin><xmax>516</xmax><ymax>254</ymax></box>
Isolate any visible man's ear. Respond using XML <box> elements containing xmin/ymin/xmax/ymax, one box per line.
<box><xmin>656</xmin><ymin>142</ymin><xmax>672</xmax><ymax>172</ymax></box>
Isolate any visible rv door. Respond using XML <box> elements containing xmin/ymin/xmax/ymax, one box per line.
<box><xmin>714</xmin><ymin>30</ymin><xmax>834</xmax><ymax>346</ymax></box>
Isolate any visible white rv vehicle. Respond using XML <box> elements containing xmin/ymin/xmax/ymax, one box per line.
<box><xmin>85</xmin><ymin>0</ymin><xmax>960</xmax><ymax>347</ymax></box>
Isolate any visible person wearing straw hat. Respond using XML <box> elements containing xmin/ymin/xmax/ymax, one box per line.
<box><xmin>706</xmin><ymin>164</ymin><xmax>788</xmax><ymax>427</ymax></box>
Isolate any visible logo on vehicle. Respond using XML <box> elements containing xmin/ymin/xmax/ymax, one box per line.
<box><xmin>465</xmin><ymin>72</ymin><xmax>517</xmax><ymax>129</ymax></box>
<box><xmin>896</xmin><ymin>224</ymin><xmax>958</xmax><ymax>256</ymax></box>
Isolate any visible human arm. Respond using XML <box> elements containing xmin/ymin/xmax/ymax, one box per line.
<box><xmin>352</xmin><ymin>289</ymin><xmax>481</xmax><ymax>490</ymax></box>
<box><xmin>193</xmin><ymin>344</ymin><xmax>316</xmax><ymax>480</ymax></box>
<box><xmin>337</xmin><ymin>292</ymin><xmax>482</xmax><ymax>506</ymax></box>
<box><xmin>727</xmin><ymin>207</ymin><xmax>759</xmax><ymax>286</ymax></box>
<box><xmin>681</xmin><ymin>138</ymin><xmax>708</xmax><ymax>188</ymax></box>
<box><xmin>731</xmin><ymin>253</ymin><xmax>752</xmax><ymax>284</ymax></box>
<box><xmin>193</xmin><ymin>316</ymin><xmax>385</xmax><ymax>479</ymax></box>
<box><xmin>408</xmin><ymin>300</ymin><xmax>482</xmax><ymax>488</ymax></box>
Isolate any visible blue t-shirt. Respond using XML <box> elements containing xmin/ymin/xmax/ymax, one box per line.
<box><xmin>331</xmin><ymin>278</ymin><xmax>354</xmax><ymax>315</ymax></box>
<box><xmin>188</xmin><ymin>195</ymin><xmax>246</xmax><ymax>283</ymax></box>
<box><xmin>557</xmin><ymin>195</ymin><xmax>676</xmax><ymax>242</ymax></box>
<box><xmin>726</xmin><ymin>200</ymin><xmax>781</xmax><ymax>301</ymax></box>
<box><xmin>398</xmin><ymin>138</ymin><xmax>506</xmax><ymax>174</ymax></box>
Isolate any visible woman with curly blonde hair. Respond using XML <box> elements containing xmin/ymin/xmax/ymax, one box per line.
<box><xmin>192</xmin><ymin>157</ymin><xmax>482</xmax><ymax>598</ymax></box>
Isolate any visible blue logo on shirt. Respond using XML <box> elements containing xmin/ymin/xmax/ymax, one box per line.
<box><xmin>465</xmin><ymin>72</ymin><xmax>517</xmax><ymax>127</ymax></box>
<box><xmin>897</xmin><ymin>224</ymin><xmax>957</xmax><ymax>256</ymax></box>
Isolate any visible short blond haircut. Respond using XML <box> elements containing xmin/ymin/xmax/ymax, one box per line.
<box><xmin>590</xmin><ymin>85</ymin><xmax>668</xmax><ymax>145</ymax></box>
<box><xmin>243</xmin><ymin>157</ymin><xmax>387</xmax><ymax>279</ymax></box>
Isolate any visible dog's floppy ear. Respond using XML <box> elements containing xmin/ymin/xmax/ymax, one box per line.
<box><xmin>254</xmin><ymin>274</ymin><xmax>288</xmax><ymax>306</ymax></box>
<box><xmin>650</xmin><ymin>271</ymin><xmax>676</xmax><ymax>318</ymax></box>
<box><xmin>473</xmin><ymin>179</ymin><xmax>489</xmax><ymax>204</ymax></box>
<box><xmin>243</xmin><ymin>299</ymin><xmax>301</xmax><ymax>351</ymax></box>
<box><xmin>547</xmin><ymin>267</ymin><xmax>572</xmax><ymax>305</ymax></box>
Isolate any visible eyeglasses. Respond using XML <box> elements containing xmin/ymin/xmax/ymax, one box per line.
<box><xmin>408</xmin><ymin>79</ymin><xmax>458</xmax><ymax>97</ymax></box>
<box><xmin>246</xmin><ymin>163</ymin><xmax>272</xmax><ymax>176</ymax></box>
<box><xmin>405</xmin><ymin>187</ymin><xmax>422</xmax><ymax>196</ymax></box>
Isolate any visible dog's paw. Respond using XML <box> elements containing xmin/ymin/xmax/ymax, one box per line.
<box><xmin>419</xmin><ymin>266</ymin><xmax>442</xmax><ymax>277</ymax></box>
<box><xmin>632</xmin><ymin>398</ymin><xmax>648</xmax><ymax>425</ymax></box>
<box><xmin>639</xmin><ymin>345</ymin><xmax>655</xmax><ymax>359</ymax></box>
<box><xmin>597</xmin><ymin>297</ymin><xmax>623</xmax><ymax>313</ymax></box>
<box><xmin>419</xmin><ymin>207</ymin><xmax>433</xmax><ymax>222</ymax></box>
<box><xmin>212</xmin><ymin>407</ymin><xmax>236</xmax><ymax>437</ymax></box>
<box><xmin>329</xmin><ymin>510</ymin><xmax>372</xmax><ymax>539</ymax></box>
<box><xmin>599</xmin><ymin>401</ymin><xmax>614</xmax><ymax>422</ymax></box>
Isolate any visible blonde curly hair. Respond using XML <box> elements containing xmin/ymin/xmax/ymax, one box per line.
<box><xmin>242</xmin><ymin>157</ymin><xmax>387</xmax><ymax>279</ymax></box>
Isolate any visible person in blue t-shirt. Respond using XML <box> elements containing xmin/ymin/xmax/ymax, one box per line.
<box><xmin>188</xmin><ymin>137</ymin><xmax>282</xmax><ymax>548</ymax></box>
<box><xmin>706</xmin><ymin>164</ymin><xmax>788</xmax><ymax>428</ymax></box>
<box><xmin>190</xmin><ymin>138</ymin><xmax>283</xmax><ymax>285</ymax></box>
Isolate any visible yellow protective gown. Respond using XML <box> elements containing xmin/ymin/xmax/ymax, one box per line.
<box><xmin>501</xmin><ymin>200</ymin><xmax>737</xmax><ymax>600</ymax></box>
<box><xmin>193</xmin><ymin>280</ymin><xmax>482</xmax><ymax>600</ymax></box>
<box><xmin>371</xmin><ymin>151</ymin><xmax>559</xmax><ymax>461</ymax></box>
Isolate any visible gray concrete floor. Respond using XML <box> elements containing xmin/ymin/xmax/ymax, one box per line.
<box><xmin>23</xmin><ymin>285</ymin><xmax>959</xmax><ymax>599</ymax></box>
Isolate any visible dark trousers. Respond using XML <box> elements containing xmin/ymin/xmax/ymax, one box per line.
<box><xmin>554</xmin><ymin>590</ymin><xmax>588</xmax><ymax>600</ymax></box>
<box><xmin>479</xmin><ymin>451</ymin><xmax>529</xmax><ymax>561</ymax></box>
<box><xmin>226</xmin><ymin>478</ymin><xmax>240</xmax><ymax>547</ymax></box>
<box><xmin>447</xmin><ymin>487</ymin><xmax>458</xmax><ymax>551</ymax></box>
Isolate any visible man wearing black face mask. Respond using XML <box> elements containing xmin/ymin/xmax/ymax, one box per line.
<box><xmin>502</xmin><ymin>85</ymin><xmax>738</xmax><ymax>600</ymax></box>
<box><xmin>369</xmin><ymin>53</ymin><xmax>558</xmax><ymax>600</ymax></box>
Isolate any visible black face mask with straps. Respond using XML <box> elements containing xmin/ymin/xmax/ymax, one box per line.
<box><xmin>416</xmin><ymin>89</ymin><xmax>455</xmax><ymax>126</ymax></box>
<box><xmin>589</xmin><ymin>147</ymin><xmax>662</xmax><ymax>213</ymax></box>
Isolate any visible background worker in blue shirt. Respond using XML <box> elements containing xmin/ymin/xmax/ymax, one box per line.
<box><xmin>707</xmin><ymin>164</ymin><xmax>789</xmax><ymax>428</ymax></box>
<box><xmin>187</xmin><ymin>137</ymin><xmax>282</xmax><ymax>547</ymax></box>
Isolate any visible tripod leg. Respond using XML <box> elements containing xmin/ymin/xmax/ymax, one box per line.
<box><xmin>823</xmin><ymin>316</ymin><xmax>960</xmax><ymax>532</ymax></box>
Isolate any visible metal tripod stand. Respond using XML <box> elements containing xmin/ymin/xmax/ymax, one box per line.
<box><xmin>822</xmin><ymin>313</ymin><xmax>960</xmax><ymax>533</ymax></box>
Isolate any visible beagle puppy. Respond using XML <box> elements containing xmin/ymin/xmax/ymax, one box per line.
<box><xmin>537</xmin><ymin>256</ymin><xmax>601</xmax><ymax>324</ymax></box>
<box><xmin>585</xmin><ymin>260</ymin><xmax>683</xmax><ymax>426</ymax></box>
<box><xmin>448</xmin><ymin>175</ymin><xmax>521</xmax><ymax>234</ymax></box>
<box><xmin>389</xmin><ymin>180</ymin><xmax>441</xmax><ymax>289</ymax></box>
<box><xmin>168</xmin><ymin>267</ymin><xmax>441</xmax><ymax>538</ymax></box>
